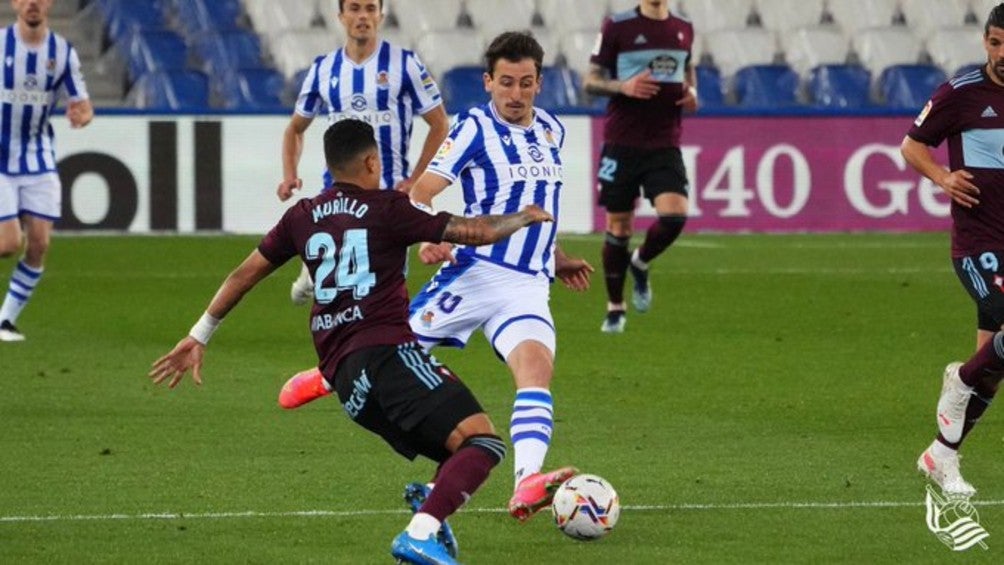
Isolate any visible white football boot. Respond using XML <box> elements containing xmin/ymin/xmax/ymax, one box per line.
<box><xmin>290</xmin><ymin>264</ymin><xmax>313</xmax><ymax>306</ymax></box>
<box><xmin>937</xmin><ymin>362</ymin><xmax>972</xmax><ymax>443</ymax></box>
<box><xmin>917</xmin><ymin>441</ymin><xmax>976</xmax><ymax>497</ymax></box>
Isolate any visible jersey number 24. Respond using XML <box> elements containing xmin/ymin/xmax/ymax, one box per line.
<box><xmin>305</xmin><ymin>230</ymin><xmax>376</xmax><ymax>303</ymax></box>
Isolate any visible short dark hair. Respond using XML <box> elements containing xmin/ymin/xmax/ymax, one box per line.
<box><xmin>323</xmin><ymin>120</ymin><xmax>377</xmax><ymax>173</ymax></box>
<box><xmin>986</xmin><ymin>2</ymin><xmax>1004</xmax><ymax>35</ymax></box>
<box><xmin>484</xmin><ymin>31</ymin><xmax>544</xmax><ymax>76</ymax></box>
<box><xmin>339</xmin><ymin>0</ymin><xmax>383</xmax><ymax>13</ymax></box>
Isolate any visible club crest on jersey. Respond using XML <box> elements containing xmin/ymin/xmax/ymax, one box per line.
<box><xmin>544</xmin><ymin>129</ymin><xmax>556</xmax><ymax>146</ymax></box>
<box><xmin>351</xmin><ymin>94</ymin><xmax>367</xmax><ymax>111</ymax></box>
<box><xmin>376</xmin><ymin>71</ymin><xmax>390</xmax><ymax>89</ymax></box>
<box><xmin>46</xmin><ymin>58</ymin><xmax>55</xmax><ymax>71</ymax></box>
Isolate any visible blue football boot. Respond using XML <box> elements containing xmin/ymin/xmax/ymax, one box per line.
<box><xmin>629</xmin><ymin>259</ymin><xmax>652</xmax><ymax>313</ymax></box>
<box><xmin>403</xmin><ymin>482</ymin><xmax>458</xmax><ymax>558</ymax></box>
<box><xmin>391</xmin><ymin>531</ymin><xmax>458</xmax><ymax>565</ymax></box>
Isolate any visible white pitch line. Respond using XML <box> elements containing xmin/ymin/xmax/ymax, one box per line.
<box><xmin>4</xmin><ymin>500</ymin><xmax>1004</xmax><ymax>524</ymax></box>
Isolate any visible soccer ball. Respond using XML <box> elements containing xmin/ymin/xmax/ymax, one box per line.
<box><xmin>551</xmin><ymin>473</ymin><xmax>621</xmax><ymax>541</ymax></box>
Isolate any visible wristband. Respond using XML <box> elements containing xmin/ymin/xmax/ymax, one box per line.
<box><xmin>189</xmin><ymin>312</ymin><xmax>221</xmax><ymax>345</ymax></box>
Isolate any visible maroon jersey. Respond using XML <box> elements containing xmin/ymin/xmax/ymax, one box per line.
<box><xmin>908</xmin><ymin>67</ymin><xmax>1004</xmax><ymax>257</ymax></box>
<box><xmin>258</xmin><ymin>183</ymin><xmax>451</xmax><ymax>378</ymax></box>
<box><xmin>590</xmin><ymin>7</ymin><xmax>694</xmax><ymax>149</ymax></box>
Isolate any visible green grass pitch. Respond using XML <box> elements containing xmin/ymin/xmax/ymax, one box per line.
<box><xmin>1</xmin><ymin>233</ymin><xmax>1001</xmax><ymax>563</ymax></box>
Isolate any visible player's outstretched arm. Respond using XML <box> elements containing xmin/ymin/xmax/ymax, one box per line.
<box><xmin>554</xmin><ymin>244</ymin><xmax>594</xmax><ymax>292</ymax></box>
<box><xmin>443</xmin><ymin>205</ymin><xmax>553</xmax><ymax>247</ymax></box>
<box><xmin>149</xmin><ymin>251</ymin><xmax>280</xmax><ymax>388</ymax></box>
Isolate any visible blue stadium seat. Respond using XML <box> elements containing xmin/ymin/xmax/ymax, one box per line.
<box><xmin>98</xmin><ymin>0</ymin><xmax>167</xmax><ymax>44</ymax></box>
<box><xmin>440</xmin><ymin>66</ymin><xmax>488</xmax><ymax>114</ymax></box>
<box><xmin>128</xmin><ymin>70</ymin><xmax>209</xmax><ymax>110</ymax></box>
<box><xmin>879</xmin><ymin>64</ymin><xmax>946</xmax><ymax>109</ymax></box>
<box><xmin>537</xmin><ymin>67</ymin><xmax>582</xmax><ymax>111</ymax></box>
<box><xmin>124</xmin><ymin>30</ymin><xmax>189</xmax><ymax>80</ymax></box>
<box><xmin>733</xmin><ymin>64</ymin><xmax>800</xmax><ymax>108</ymax></box>
<box><xmin>695</xmin><ymin>65</ymin><xmax>725</xmax><ymax>108</ymax></box>
<box><xmin>191</xmin><ymin>31</ymin><xmax>264</xmax><ymax>76</ymax></box>
<box><xmin>808</xmin><ymin>64</ymin><xmax>871</xmax><ymax>108</ymax></box>
<box><xmin>170</xmin><ymin>0</ymin><xmax>243</xmax><ymax>35</ymax></box>
<box><xmin>214</xmin><ymin>67</ymin><xmax>286</xmax><ymax>110</ymax></box>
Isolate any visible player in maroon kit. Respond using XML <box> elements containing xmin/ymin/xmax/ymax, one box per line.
<box><xmin>149</xmin><ymin>119</ymin><xmax>552</xmax><ymax>564</ymax></box>
<box><xmin>904</xmin><ymin>2</ymin><xmax>1004</xmax><ymax>498</ymax></box>
<box><xmin>584</xmin><ymin>0</ymin><xmax>697</xmax><ymax>333</ymax></box>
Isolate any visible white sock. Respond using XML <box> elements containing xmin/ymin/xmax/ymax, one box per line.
<box><xmin>511</xmin><ymin>387</ymin><xmax>554</xmax><ymax>488</ymax></box>
<box><xmin>932</xmin><ymin>440</ymin><xmax>957</xmax><ymax>459</ymax></box>
<box><xmin>0</xmin><ymin>260</ymin><xmax>43</xmax><ymax>324</ymax></box>
<box><xmin>631</xmin><ymin>248</ymin><xmax>649</xmax><ymax>270</ymax></box>
<box><xmin>405</xmin><ymin>512</ymin><xmax>441</xmax><ymax>540</ymax></box>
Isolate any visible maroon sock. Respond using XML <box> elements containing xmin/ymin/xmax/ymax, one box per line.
<box><xmin>638</xmin><ymin>215</ymin><xmax>687</xmax><ymax>264</ymax></box>
<box><xmin>603</xmin><ymin>233</ymin><xmax>630</xmax><ymax>305</ymax></box>
<box><xmin>959</xmin><ymin>332</ymin><xmax>1004</xmax><ymax>386</ymax></box>
<box><xmin>420</xmin><ymin>435</ymin><xmax>505</xmax><ymax>522</ymax></box>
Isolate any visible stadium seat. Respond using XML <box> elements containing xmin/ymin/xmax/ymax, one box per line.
<box><xmin>392</xmin><ymin>0</ymin><xmax>464</xmax><ymax>39</ymax></box>
<box><xmin>879</xmin><ymin>64</ymin><xmax>946</xmax><ymax>109</ymax></box>
<box><xmin>271</xmin><ymin>28</ymin><xmax>337</xmax><ymax>79</ymax></box>
<box><xmin>852</xmin><ymin>27</ymin><xmax>924</xmax><ymax>76</ymax></box>
<box><xmin>531</xmin><ymin>28</ymin><xmax>562</xmax><ymax>67</ymax></box>
<box><xmin>284</xmin><ymin>67</ymin><xmax>311</xmax><ymax>106</ymax></box>
<box><xmin>126</xmin><ymin>69</ymin><xmax>209</xmax><ymax>110</ymax></box>
<box><xmin>245</xmin><ymin>0</ymin><xmax>319</xmax><ymax>43</ymax></box>
<box><xmin>900</xmin><ymin>0</ymin><xmax>971</xmax><ymax>36</ymax></box>
<box><xmin>781</xmin><ymin>26</ymin><xmax>849</xmax><ymax>76</ymax></box>
<box><xmin>123</xmin><ymin>30</ymin><xmax>189</xmax><ymax>80</ymax></box>
<box><xmin>808</xmin><ymin>64</ymin><xmax>871</xmax><ymax>108</ymax></box>
<box><xmin>191</xmin><ymin>30</ymin><xmax>264</xmax><ymax>76</ymax></box>
<box><xmin>98</xmin><ymin>0</ymin><xmax>167</xmax><ymax>44</ymax></box>
<box><xmin>702</xmin><ymin>28</ymin><xmax>778</xmax><ymax>77</ymax></box>
<box><xmin>215</xmin><ymin>67</ymin><xmax>287</xmax><ymax>110</ymax></box>
<box><xmin>678</xmin><ymin>0</ymin><xmax>755</xmax><ymax>33</ymax></box>
<box><xmin>926</xmin><ymin>27</ymin><xmax>985</xmax><ymax>78</ymax></box>
<box><xmin>695</xmin><ymin>64</ymin><xmax>725</xmax><ymax>107</ymax></box>
<box><xmin>972</xmin><ymin>0</ymin><xmax>1003</xmax><ymax>23</ymax></box>
<box><xmin>537</xmin><ymin>66</ymin><xmax>583</xmax><ymax>111</ymax></box>
<box><xmin>538</xmin><ymin>0</ymin><xmax>607</xmax><ymax>34</ymax></box>
<box><xmin>732</xmin><ymin>64</ymin><xmax>800</xmax><ymax>108</ymax></box>
<box><xmin>169</xmin><ymin>0</ymin><xmax>244</xmax><ymax>36</ymax></box>
<box><xmin>467</xmin><ymin>0</ymin><xmax>537</xmax><ymax>40</ymax></box>
<box><xmin>827</xmin><ymin>0</ymin><xmax>901</xmax><ymax>37</ymax></box>
<box><xmin>756</xmin><ymin>0</ymin><xmax>826</xmax><ymax>32</ymax></box>
<box><xmin>439</xmin><ymin>66</ymin><xmax>487</xmax><ymax>114</ymax></box>
<box><xmin>415</xmin><ymin>30</ymin><xmax>484</xmax><ymax>79</ymax></box>
<box><xmin>558</xmin><ymin>30</ymin><xmax>602</xmax><ymax>79</ymax></box>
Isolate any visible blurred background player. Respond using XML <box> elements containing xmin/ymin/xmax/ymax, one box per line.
<box><xmin>279</xmin><ymin>31</ymin><xmax>593</xmax><ymax>523</ymax></box>
<box><xmin>905</xmin><ymin>2</ymin><xmax>1004</xmax><ymax>497</ymax></box>
<box><xmin>0</xmin><ymin>0</ymin><xmax>93</xmax><ymax>342</ymax></box>
<box><xmin>276</xmin><ymin>0</ymin><xmax>449</xmax><ymax>305</ymax></box>
<box><xmin>151</xmin><ymin>119</ymin><xmax>554</xmax><ymax>564</ymax></box>
<box><xmin>583</xmin><ymin>0</ymin><xmax>697</xmax><ymax>333</ymax></box>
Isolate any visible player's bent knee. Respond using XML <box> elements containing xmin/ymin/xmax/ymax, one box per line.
<box><xmin>459</xmin><ymin>434</ymin><xmax>506</xmax><ymax>465</ymax></box>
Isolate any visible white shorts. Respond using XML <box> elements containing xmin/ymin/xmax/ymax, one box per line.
<box><xmin>0</xmin><ymin>172</ymin><xmax>62</xmax><ymax>222</ymax></box>
<box><xmin>409</xmin><ymin>256</ymin><xmax>556</xmax><ymax>361</ymax></box>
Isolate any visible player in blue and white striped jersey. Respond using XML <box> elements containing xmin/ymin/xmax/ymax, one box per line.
<box><xmin>408</xmin><ymin>31</ymin><xmax>593</xmax><ymax>522</ymax></box>
<box><xmin>0</xmin><ymin>0</ymin><xmax>92</xmax><ymax>342</ymax></box>
<box><xmin>276</xmin><ymin>0</ymin><xmax>449</xmax><ymax>305</ymax></box>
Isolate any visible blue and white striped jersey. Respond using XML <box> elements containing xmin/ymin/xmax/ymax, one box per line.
<box><xmin>428</xmin><ymin>103</ymin><xmax>566</xmax><ymax>277</ymax></box>
<box><xmin>295</xmin><ymin>40</ymin><xmax>443</xmax><ymax>189</ymax></box>
<box><xmin>0</xmin><ymin>26</ymin><xmax>88</xmax><ymax>175</ymax></box>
